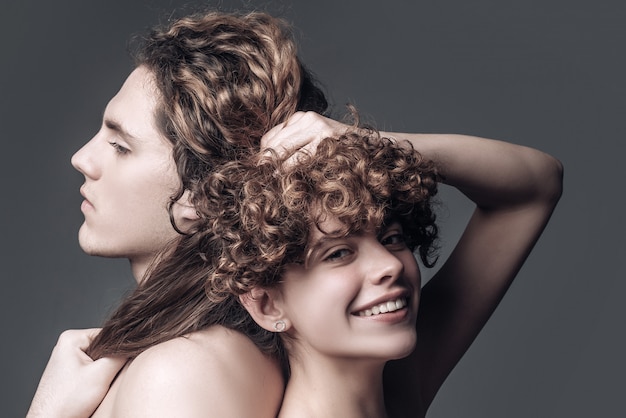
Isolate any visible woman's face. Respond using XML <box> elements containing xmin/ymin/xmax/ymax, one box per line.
<box><xmin>278</xmin><ymin>217</ymin><xmax>421</xmax><ymax>362</ymax></box>
<box><xmin>71</xmin><ymin>67</ymin><xmax>182</xmax><ymax>280</ymax></box>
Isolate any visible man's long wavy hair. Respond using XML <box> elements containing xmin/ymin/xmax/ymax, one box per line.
<box><xmin>87</xmin><ymin>11</ymin><xmax>327</xmax><ymax>360</ymax></box>
<box><xmin>197</xmin><ymin>130</ymin><xmax>439</xmax><ymax>372</ymax></box>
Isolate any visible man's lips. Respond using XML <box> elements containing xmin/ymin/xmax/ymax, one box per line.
<box><xmin>79</xmin><ymin>187</ymin><xmax>94</xmax><ymax>210</ymax></box>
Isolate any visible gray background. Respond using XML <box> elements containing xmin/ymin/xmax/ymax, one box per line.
<box><xmin>2</xmin><ymin>0</ymin><xmax>624</xmax><ymax>416</ymax></box>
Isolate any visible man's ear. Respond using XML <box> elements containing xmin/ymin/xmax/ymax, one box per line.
<box><xmin>172</xmin><ymin>190</ymin><xmax>200</xmax><ymax>231</ymax></box>
<box><xmin>239</xmin><ymin>287</ymin><xmax>290</xmax><ymax>333</ymax></box>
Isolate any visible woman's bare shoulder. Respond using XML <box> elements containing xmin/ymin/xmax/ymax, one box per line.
<box><xmin>111</xmin><ymin>326</ymin><xmax>283</xmax><ymax>417</ymax></box>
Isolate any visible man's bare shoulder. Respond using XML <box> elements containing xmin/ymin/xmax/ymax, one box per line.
<box><xmin>111</xmin><ymin>326</ymin><xmax>283</xmax><ymax>417</ymax></box>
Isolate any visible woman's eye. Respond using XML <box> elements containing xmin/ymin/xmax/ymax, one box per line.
<box><xmin>324</xmin><ymin>248</ymin><xmax>352</xmax><ymax>262</ymax></box>
<box><xmin>381</xmin><ymin>233</ymin><xmax>406</xmax><ymax>247</ymax></box>
<box><xmin>109</xmin><ymin>141</ymin><xmax>130</xmax><ymax>155</ymax></box>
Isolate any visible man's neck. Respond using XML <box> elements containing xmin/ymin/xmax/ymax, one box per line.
<box><xmin>129</xmin><ymin>257</ymin><xmax>150</xmax><ymax>284</ymax></box>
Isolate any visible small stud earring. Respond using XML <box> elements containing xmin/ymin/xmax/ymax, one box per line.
<box><xmin>274</xmin><ymin>320</ymin><xmax>286</xmax><ymax>332</ymax></box>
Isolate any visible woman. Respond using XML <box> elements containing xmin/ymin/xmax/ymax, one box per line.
<box><xmin>28</xmin><ymin>10</ymin><xmax>326</xmax><ymax>418</ymax></box>
<box><xmin>202</xmin><ymin>115</ymin><xmax>563</xmax><ymax>417</ymax></box>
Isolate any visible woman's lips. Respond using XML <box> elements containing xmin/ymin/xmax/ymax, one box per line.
<box><xmin>355</xmin><ymin>297</ymin><xmax>408</xmax><ymax>317</ymax></box>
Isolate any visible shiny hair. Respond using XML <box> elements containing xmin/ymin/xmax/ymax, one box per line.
<box><xmin>196</xmin><ymin>130</ymin><xmax>439</xmax><ymax>367</ymax></box>
<box><xmin>87</xmin><ymin>10</ymin><xmax>327</xmax><ymax>360</ymax></box>
<box><xmin>205</xmin><ymin>130</ymin><xmax>439</xmax><ymax>298</ymax></box>
<box><xmin>135</xmin><ymin>10</ymin><xmax>327</xmax><ymax>216</ymax></box>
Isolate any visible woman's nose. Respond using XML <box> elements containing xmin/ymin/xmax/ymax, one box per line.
<box><xmin>365</xmin><ymin>242</ymin><xmax>405</xmax><ymax>285</ymax></box>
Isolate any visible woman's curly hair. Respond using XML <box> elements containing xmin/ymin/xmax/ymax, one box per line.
<box><xmin>198</xmin><ymin>130</ymin><xmax>440</xmax><ymax>304</ymax></box>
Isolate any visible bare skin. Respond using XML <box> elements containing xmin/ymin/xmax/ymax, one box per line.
<box><xmin>27</xmin><ymin>68</ymin><xmax>284</xmax><ymax>418</ymax></box>
<box><xmin>29</xmin><ymin>108</ymin><xmax>561</xmax><ymax>416</ymax></box>
<box><xmin>242</xmin><ymin>220</ymin><xmax>421</xmax><ymax>418</ymax></box>
<box><xmin>91</xmin><ymin>326</ymin><xmax>282</xmax><ymax>418</ymax></box>
<box><xmin>26</xmin><ymin>329</ymin><xmax>126</xmax><ymax>418</ymax></box>
<box><xmin>260</xmin><ymin>111</ymin><xmax>563</xmax><ymax>417</ymax></box>
<box><xmin>384</xmin><ymin>131</ymin><xmax>563</xmax><ymax>416</ymax></box>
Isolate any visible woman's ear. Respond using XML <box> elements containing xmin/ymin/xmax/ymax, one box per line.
<box><xmin>239</xmin><ymin>287</ymin><xmax>291</xmax><ymax>333</ymax></box>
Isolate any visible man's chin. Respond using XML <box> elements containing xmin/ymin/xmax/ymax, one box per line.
<box><xmin>77</xmin><ymin>236</ymin><xmax>121</xmax><ymax>259</ymax></box>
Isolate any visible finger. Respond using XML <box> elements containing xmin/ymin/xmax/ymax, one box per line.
<box><xmin>92</xmin><ymin>356</ymin><xmax>127</xmax><ymax>380</ymax></box>
<box><xmin>262</xmin><ymin>121</ymin><xmax>317</xmax><ymax>152</ymax></box>
<box><xmin>56</xmin><ymin>328</ymin><xmax>101</xmax><ymax>351</ymax></box>
<box><xmin>76</xmin><ymin>328</ymin><xmax>103</xmax><ymax>351</ymax></box>
<box><xmin>282</xmin><ymin>111</ymin><xmax>307</xmax><ymax>127</ymax></box>
<box><xmin>260</xmin><ymin>122</ymin><xmax>288</xmax><ymax>148</ymax></box>
<box><xmin>261</xmin><ymin>112</ymin><xmax>308</xmax><ymax>149</ymax></box>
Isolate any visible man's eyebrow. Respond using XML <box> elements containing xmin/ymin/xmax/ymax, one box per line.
<box><xmin>104</xmin><ymin>118</ymin><xmax>140</xmax><ymax>142</ymax></box>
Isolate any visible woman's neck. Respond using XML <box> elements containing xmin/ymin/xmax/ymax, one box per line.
<box><xmin>279</xmin><ymin>353</ymin><xmax>388</xmax><ymax>418</ymax></box>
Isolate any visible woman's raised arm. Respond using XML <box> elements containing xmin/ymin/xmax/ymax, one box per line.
<box><xmin>383</xmin><ymin>132</ymin><xmax>563</xmax><ymax>413</ymax></box>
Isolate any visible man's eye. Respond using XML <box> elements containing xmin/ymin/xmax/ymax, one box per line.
<box><xmin>109</xmin><ymin>141</ymin><xmax>130</xmax><ymax>155</ymax></box>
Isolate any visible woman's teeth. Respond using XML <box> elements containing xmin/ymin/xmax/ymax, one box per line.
<box><xmin>358</xmin><ymin>298</ymin><xmax>407</xmax><ymax>317</ymax></box>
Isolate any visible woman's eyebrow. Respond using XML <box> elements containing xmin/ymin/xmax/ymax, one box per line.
<box><xmin>305</xmin><ymin>231</ymin><xmax>351</xmax><ymax>257</ymax></box>
<box><xmin>307</xmin><ymin>235</ymin><xmax>334</xmax><ymax>254</ymax></box>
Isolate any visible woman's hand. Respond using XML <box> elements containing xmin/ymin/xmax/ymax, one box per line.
<box><xmin>261</xmin><ymin>111</ymin><xmax>352</xmax><ymax>162</ymax></box>
<box><xmin>27</xmin><ymin>328</ymin><xmax>127</xmax><ymax>418</ymax></box>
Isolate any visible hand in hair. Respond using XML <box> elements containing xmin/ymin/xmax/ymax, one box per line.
<box><xmin>27</xmin><ymin>329</ymin><xmax>126</xmax><ymax>418</ymax></box>
<box><xmin>261</xmin><ymin>111</ymin><xmax>354</xmax><ymax>164</ymax></box>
